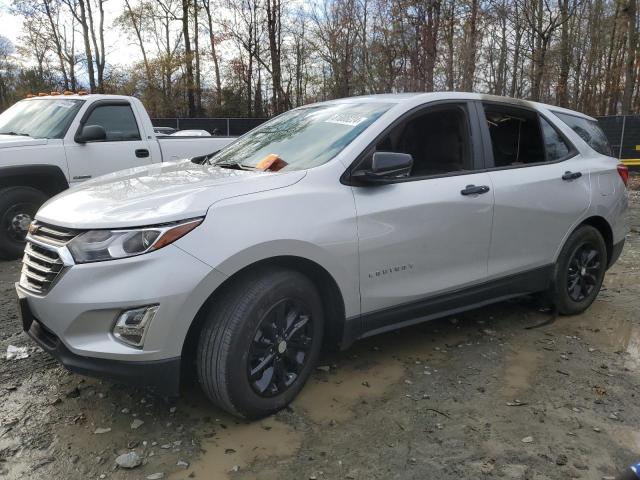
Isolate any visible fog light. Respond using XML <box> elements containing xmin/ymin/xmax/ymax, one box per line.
<box><xmin>113</xmin><ymin>305</ymin><xmax>158</xmax><ymax>348</ymax></box>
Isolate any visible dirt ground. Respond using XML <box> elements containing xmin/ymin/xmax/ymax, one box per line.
<box><xmin>1</xmin><ymin>178</ymin><xmax>640</xmax><ymax>480</ymax></box>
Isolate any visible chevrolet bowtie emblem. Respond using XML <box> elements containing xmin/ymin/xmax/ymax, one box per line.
<box><xmin>28</xmin><ymin>223</ymin><xmax>38</xmax><ymax>235</ymax></box>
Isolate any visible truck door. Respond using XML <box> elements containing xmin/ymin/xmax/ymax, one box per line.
<box><xmin>64</xmin><ymin>101</ymin><xmax>154</xmax><ymax>183</ymax></box>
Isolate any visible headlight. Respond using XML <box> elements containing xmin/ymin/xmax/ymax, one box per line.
<box><xmin>67</xmin><ymin>218</ymin><xmax>203</xmax><ymax>263</ymax></box>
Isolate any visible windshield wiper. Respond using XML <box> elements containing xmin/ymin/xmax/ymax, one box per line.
<box><xmin>214</xmin><ymin>162</ymin><xmax>254</xmax><ymax>171</ymax></box>
<box><xmin>0</xmin><ymin>131</ymin><xmax>31</xmax><ymax>137</ymax></box>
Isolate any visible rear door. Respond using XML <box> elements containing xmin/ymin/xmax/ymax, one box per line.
<box><xmin>351</xmin><ymin>101</ymin><xmax>494</xmax><ymax>320</ymax></box>
<box><xmin>64</xmin><ymin>101</ymin><xmax>155</xmax><ymax>183</ymax></box>
<box><xmin>477</xmin><ymin>101</ymin><xmax>591</xmax><ymax>278</ymax></box>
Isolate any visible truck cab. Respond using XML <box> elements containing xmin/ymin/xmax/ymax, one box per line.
<box><xmin>0</xmin><ymin>94</ymin><xmax>234</xmax><ymax>259</ymax></box>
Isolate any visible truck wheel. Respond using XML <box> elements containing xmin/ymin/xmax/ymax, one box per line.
<box><xmin>197</xmin><ymin>267</ymin><xmax>324</xmax><ymax>419</ymax></box>
<box><xmin>549</xmin><ymin>225</ymin><xmax>607</xmax><ymax>315</ymax></box>
<box><xmin>0</xmin><ymin>187</ymin><xmax>47</xmax><ymax>260</ymax></box>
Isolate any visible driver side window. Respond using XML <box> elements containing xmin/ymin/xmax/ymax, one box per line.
<box><xmin>84</xmin><ymin>104</ymin><xmax>141</xmax><ymax>142</ymax></box>
<box><xmin>374</xmin><ymin>104</ymin><xmax>473</xmax><ymax>177</ymax></box>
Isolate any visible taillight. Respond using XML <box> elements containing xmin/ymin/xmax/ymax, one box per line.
<box><xmin>617</xmin><ymin>164</ymin><xmax>629</xmax><ymax>187</ymax></box>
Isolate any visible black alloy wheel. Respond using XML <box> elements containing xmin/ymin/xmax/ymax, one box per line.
<box><xmin>566</xmin><ymin>243</ymin><xmax>601</xmax><ymax>302</ymax></box>
<box><xmin>248</xmin><ymin>298</ymin><xmax>314</xmax><ymax>397</ymax></box>
<box><xmin>196</xmin><ymin>267</ymin><xmax>324</xmax><ymax>419</ymax></box>
<box><xmin>550</xmin><ymin>224</ymin><xmax>607</xmax><ymax>315</ymax></box>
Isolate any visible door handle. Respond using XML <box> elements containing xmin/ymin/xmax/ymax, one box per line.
<box><xmin>562</xmin><ymin>171</ymin><xmax>582</xmax><ymax>180</ymax></box>
<box><xmin>135</xmin><ymin>149</ymin><xmax>150</xmax><ymax>158</ymax></box>
<box><xmin>460</xmin><ymin>184</ymin><xmax>490</xmax><ymax>196</ymax></box>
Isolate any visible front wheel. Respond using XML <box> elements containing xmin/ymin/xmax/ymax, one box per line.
<box><xmin>0</xmin><ymin>187</ymin><xmax>47</xmax><ymax>260</ymax></box>
<box><xmin>196</xmin><ymin>267</ymin><xmax>324</xmax><ymax>419</ymax></box>
<box><xmin>550</xmin><ymin>225</ymin><xmax>607</xmax><ymax>315</ymax></box>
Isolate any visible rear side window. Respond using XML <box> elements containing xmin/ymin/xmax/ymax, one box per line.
<box><xmin>483</xmin><ymin>104</ymin><xmax>546</xmax><ymax>166</ymax></box>
<box><xmin>84</xmin><ymin>104</ymin><xmax>141</xmax><ymax>142</ymax></box>
<box><xmin>540</xmin><ymin>117</ymin><xmax>571</xmax><ymax>161</ymax></box>
<box><xmin>553</xmin><ymin>112</ymin><xmax>612</xmax><ymax>156</ymax></box>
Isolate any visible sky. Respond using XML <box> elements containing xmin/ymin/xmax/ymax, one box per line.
<box><xmin>0</xmin><ymin>0</ymin><xmax>23</xmax><ymax>47</ymax></box>
<box><xmin>0</xmin><ymin>0</ymin><xmax>138</xmax><ymax>66</ymax></box>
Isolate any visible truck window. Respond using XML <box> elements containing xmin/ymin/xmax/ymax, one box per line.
<box><xmin>483</xmin><ymin>104</ymin><xmax>546</xmax><ymax>167</ymax></box>
<box><xmin>374</xmin><ymin>104</ymin><xmax>472</xmax><ymax>177</ymax></box>
<box><xmin>85</xmin><ymin>105</ymin><xmax>141</xmax><ymax>142</ymax></box>
<box><xmin>552</xmin><ymin>111</ymin><xmax>612</xmax><ymax>156</ymax></box>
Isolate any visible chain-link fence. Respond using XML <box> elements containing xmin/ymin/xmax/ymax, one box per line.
<box><xmin>151</xmin><ymin>117</ymin><xmax>268</xmax><ymax>136</ymax></box>
<box><xmin>597</xmin><ymin>115</ymin><xmax>640</xmax><ymax>166</ymax></box>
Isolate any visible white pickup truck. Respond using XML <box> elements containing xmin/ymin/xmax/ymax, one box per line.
<box><xmin>0</xmin><ymin>94</ymin><xmax>235</xmax><ymax>259</ymax></box>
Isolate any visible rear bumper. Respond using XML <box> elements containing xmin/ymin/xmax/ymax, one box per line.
<box><xmin>18</xmin><ymin>293</ymin><xmax>180</xmax><ymax>396</ymax></box>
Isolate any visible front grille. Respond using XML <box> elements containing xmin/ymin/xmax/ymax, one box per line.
<box><xmin>29</xmin><ymin>223</ymin><xmax>79</xmax><ymax>246</ymax></box>
<box><xmin>20</xmin><ymin>222</ymin><xmax>81</xmax><ymax>294</ymax></box>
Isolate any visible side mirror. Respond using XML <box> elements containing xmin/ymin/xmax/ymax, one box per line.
<box><xmin>75</xmin><ymin>125</ymin><xmax>107</xmax><ymax>143</ymax></box>
<box><xmin>352</xmin><ymin>152</ymin><xmax>413</xmax><ymax>185</ymax></box>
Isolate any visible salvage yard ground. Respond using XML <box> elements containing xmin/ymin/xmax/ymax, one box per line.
<box><xmin>1</xmin><ymin>177</ymin><xmax>640</xmax><ymax>480</ymax></box>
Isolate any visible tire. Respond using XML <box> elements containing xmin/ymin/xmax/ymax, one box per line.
<box><xmin>0</xmin><ymin>187</ymin><xmax>47</xmax><ymax>260</ymax></box>
<box><xmin>550</xmin><ymin>225</ymin><xmax>607</xmax><ymax>315</ymax></box>
<box><xmin>196</xmin><ymin>267</ymin><xmax>324</xmax><ymax>419</ymax></box>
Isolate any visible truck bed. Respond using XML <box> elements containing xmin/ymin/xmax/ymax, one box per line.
<box><xmin>157</xmin><ymin>136</ymin><xmax>235</xmax><ymax>162</ymax></box>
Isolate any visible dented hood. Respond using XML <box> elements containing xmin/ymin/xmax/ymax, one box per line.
<box><xmin>36</xmin><ymin>160</ymin><xmax>306</xmax><ymax>229</ymax></box>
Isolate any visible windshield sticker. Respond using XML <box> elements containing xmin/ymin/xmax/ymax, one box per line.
<box><xmin>324</xmin><ymin>113</ymin><xmax>368</xmax><ymax>127</ymax></box>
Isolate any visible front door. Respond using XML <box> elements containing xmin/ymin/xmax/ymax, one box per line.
<box><xmin>64</xmin><ymin>102</ymin><xmax>154</xmax><ymax>184</ymax></box>
<box><xmin>351</xmin><ymin>102</ymin><xmax>494</xmax><ymax>318</ymax></box>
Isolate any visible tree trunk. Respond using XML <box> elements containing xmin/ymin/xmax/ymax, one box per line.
<box><xmin>86</xmin><ymin>0</ymin><xmax>105</xmax><ymax>92</ymax></box>
<box><xmin>557</xmin><ymin>0</ymin><xmax>571</xmax><ymax>106</ymax></box>
<box><xmin>444</xmin><ymin>0</ymin><xmax>455</xmax><ymax>90</ymax></box>
<box><xmin>73</xmin><ymin>0</ymin><xmax>96</xmax><ymax>91</ymax></box>
<box><xmin>461</xmin><ymin>0</ymin><xmax>479</xmax><ymax>91</ymax></box>
<box><xmin>202</xmin><ymin>0</ymin><xmax>222</xmax><ymax>107</ymax></box>
<box><xmin>423</xmin><ymin>0</ymin><xmax>442</xmax><ymax>91</ymax></box>
<box><xmin>622</xmin><ymin>0</ymin><xmax>637</xmax><ymax>114</ymax></box>
<box><xmin>266</xmin><ymin>0</ymin><xmax>284</xmax><ymax>113</ymax></box>
<box><xmin>182</xmin><ymin>0</ymin><xmax>196</xmax><ymax>117</ymax></box>
<box><xmin>43</xmin><ymin>0</ymin><xmax>70</xmax><ymax>89</ymax></box>
<box><xmin>193</xmin><ymin>0</ymin><xmax>202</xmax><ymax>115</ymax></box>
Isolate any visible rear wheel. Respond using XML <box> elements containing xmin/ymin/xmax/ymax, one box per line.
<box><xmin>0</xmin><ymin>187</ymin><xmax>47</xmax><ymax>260</ymax></box>
<box><xmin>550</xmin><ymin>225</ymin><xmax>607</xmax><ymax>315</ymax></box>
<box><xmin>196</xmin><ymin>267</ymin><xmax>323</xmax><ymax>419</ymax></box>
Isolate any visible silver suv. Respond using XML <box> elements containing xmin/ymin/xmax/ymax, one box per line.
<box><xmin>16</xmin><ymin>93</ymin><xmax>629</xmax><ymax>419</ymax></box>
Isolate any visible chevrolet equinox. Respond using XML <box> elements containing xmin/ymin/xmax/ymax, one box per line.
<box><xmin>16</xmin><ymin>93</ymin><xmax>629</xmax><ymax>419</ymax></box>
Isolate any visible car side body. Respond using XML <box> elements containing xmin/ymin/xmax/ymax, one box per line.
<box><xmin>16</xmin><ymin>92</ymin><xmax>629</xmax><ymax>417</ymax></box>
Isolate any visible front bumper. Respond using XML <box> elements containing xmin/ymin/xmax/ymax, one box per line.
<box><xmin>18</xmin><ymin>292</ymin><xmax>181</xmax><ymax>395</ymax></box>
<box><xmin>16</xmin><ymin>244</ymin><xmax>227</xmax><ymax>395</ymax></box>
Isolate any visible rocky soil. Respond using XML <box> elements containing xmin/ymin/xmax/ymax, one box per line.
<box><xmin>1</xmin><ymin>177</ymin><xmax>639</xmax><ymax>480</ymax></box>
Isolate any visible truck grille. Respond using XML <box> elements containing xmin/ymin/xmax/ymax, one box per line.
<box><xmin>20</xmin><ymin>222</ymin><xmax>80</xmax><ymax>294</ymax></box>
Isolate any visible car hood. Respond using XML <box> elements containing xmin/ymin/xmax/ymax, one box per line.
<box><xmin>0</xmin><ymin>135</ymin><xmax>48</xmax><ymax>149</ymax></box>
<box><xmin>36</xmin><ymin>160</ymin><xmax>307</xmax><ymax>229</ymax></box>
